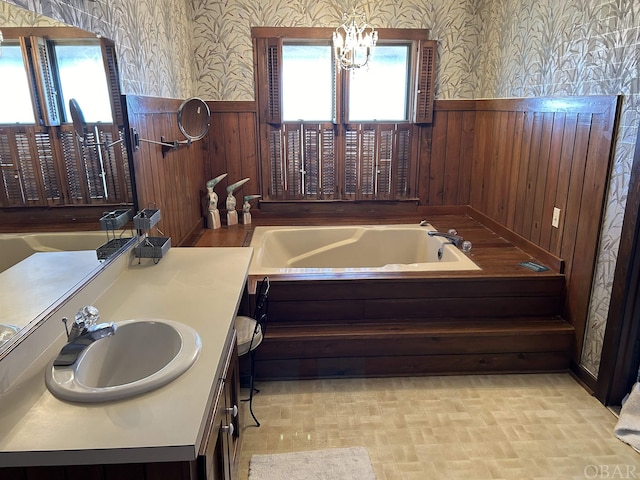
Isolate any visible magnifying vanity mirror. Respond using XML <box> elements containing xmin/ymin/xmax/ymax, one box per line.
<box><xmin>131</xmin><ymin>96</ymin><xmax>211</xmax><ymax>157</ymax></box>
<box><xmin>0</xmin><ymin>4</ymin><xmax>137</xmax><ymax>358</ymax></box>
<box><xmin>177</xmin><ymin>97</ymin><xmax>211</xmax><ymax>142</ymax></box>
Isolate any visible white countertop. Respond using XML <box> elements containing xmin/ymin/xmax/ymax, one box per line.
<box><xmin>0</xmin><ymin>246</ymin><xmax>252</xmax><ymax>467</ymax></box>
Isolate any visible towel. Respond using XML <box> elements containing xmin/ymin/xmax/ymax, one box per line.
<box><xmin>614</xmin><ymin>382</ymin><xmax>640</xmax><ymax>452</ymax></box>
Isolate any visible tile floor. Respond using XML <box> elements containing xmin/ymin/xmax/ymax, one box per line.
<box><xmin>238</xmin><ymin>373</ymin><xmax>640</xmax><ymax>480</ymax></box>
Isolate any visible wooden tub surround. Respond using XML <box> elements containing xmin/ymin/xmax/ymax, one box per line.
<box><xmin>196</xmin><ymin>212</ymin><xmax>573</xmax><ymax>380</ymax></box>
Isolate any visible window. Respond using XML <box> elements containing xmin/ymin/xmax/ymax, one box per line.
<box><xmin>0</xmin><ymin>43</ymin><xmax>36</xmax><ymax>124</ymax></box>
<box><xmin>348</xmin><ymin>44</ymin><xmax>410</xmax><ymax>122</ymax></box>
<box><xmin>282</xmin><ymin>44</ymin><xmax>333</xmax><ymax>122</ymax></box>
<box><xmin>54</xmin><ymin>42</ymin><xmax>113</xmax><ymax>123</ymax></box>
<box><xmin>253</xmin><ymin>28</ymin><xmax>436</xmax><ymax>202</ymax></box>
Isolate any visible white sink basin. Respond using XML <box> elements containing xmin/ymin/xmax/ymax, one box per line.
<box><xmin>45</xmin><ymin>319</ymin><xmax>201</xmax><ymax>403</ymax></box>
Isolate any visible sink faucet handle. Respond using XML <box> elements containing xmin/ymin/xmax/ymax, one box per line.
<box><xmin>75</xmin><ymin>305</ymin><xmax>100</xmax><ymax>329</ymax></box>
<box><xmin>67</xmin><ymin>305</ymin><xmax>100</xmax><ymax>341</ymax></box>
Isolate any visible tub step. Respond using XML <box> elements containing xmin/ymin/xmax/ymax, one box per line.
<box><xmin>253</xmin><ymin>317</ymin><xmax>574</xmax><ymax>379</ymax></box>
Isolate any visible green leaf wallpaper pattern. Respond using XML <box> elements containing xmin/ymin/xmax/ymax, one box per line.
<box><xmin>2</xmin><ymin>0</ymin><xmax>640</xmax><ymax>380</ymax></box>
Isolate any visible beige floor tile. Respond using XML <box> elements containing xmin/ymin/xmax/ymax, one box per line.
<box><xmin>237</xmin><ymin>373</ymin><xmax>640</xmax><ymax>480</ymax></box>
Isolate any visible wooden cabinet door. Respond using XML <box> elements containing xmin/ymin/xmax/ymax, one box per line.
<box><xmin>197</xmin><ymin>331</ymin><xmax>241</xmax><ymax>480</ymax></box>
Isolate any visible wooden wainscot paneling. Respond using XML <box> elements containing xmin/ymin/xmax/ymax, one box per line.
<box><xmin>125</xmin><ymin>95</ymin><xmax>210</xmax><ymax>246</ymax></box>
<box><xmin>419</xmin><ymin>100</ymin><xmax>476</xmax><ymax>207</ymax></box>
<box><xmin>462</xmin><ymin>95</ymin><xmax>620</xmax><ymax>365</ymax></box>
<box><xmin>207</xmin><ymin>101</ymin><xmax>261</xmax><ymax>214</ymax></box>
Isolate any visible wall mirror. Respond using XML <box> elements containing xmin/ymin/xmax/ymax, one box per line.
<box><xmin>0</xmin><ymin>3</ymin><xmax>136</xmax><ymax>359</ymax></box>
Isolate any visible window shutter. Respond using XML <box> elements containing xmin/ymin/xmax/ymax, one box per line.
<box><xmin>26</xmin><ymin>36</ymin><xmax>61</xmax><ymax>127</ymax></box>
<box><xmin>303</xmin><ymin>125</ymin><xmax>320</xmax><ymax>197</ymax></box>
<box><xmin>79</xmin><ymin>129</ymin><xmax>107</xmax><ymax>201</ymax></box>
<box><xmin>344</xmin><ymin>127</ymin><xmax>359</xmax><ymax>198</ymax></box>
<box><xmin>34</xmin><ymin>130</ymin><xmax>62</xmax><ymax>204</ymax></box>
<box><xmin>0</xmin><ymin>130</ymin><xmax>25</xmax><ymax>206</ymax></box>
<box><xmin>98</xmin><ymin>127</ymin><xmax>122</xmax><ymax>201</ymax></box>
<box><xmin>377</xmin><ymin>127</ymin><xmax>394</xmax><ymax>199</ymax></box>
<box><xmin>395</xmin><ymin>126</ymin><xmax>412</xmax><ymax>198</ymax></box>
<box><xmin>285</xmin><ymin>125</ymin><xmax>302</xmax><ymax>198</ymax></box>
<box><xmin>413</xmin><ymin>40</ymin><xmax>437</xmax><ymax>124</ymax></box>
<box><xmin>333</xmin><ymin>62</ymin><xmax>345</xmax><ymax>125</ymax></box>
<box><xmin>59</xmin><ymin>127</ymin><xmax>86</xmax><ymax>203</ymax></box>
<box><xmin>360</xmin><ymin>126</ymin><xmax>376</xmax><ymax>197</ymax></box>
<box><xmin>101</xmin><ymin>38</ymin><xmax>124</xmax><ymax>125</ymax></box>
<box><xmin>320</xmin><ymin>125</ymin><xmax>336</xmax><ymax>198</ymax></box>
<box><xmin>255</xmin><ymin>37</ymin><xmax>282</xmax><ymax>125</ymax></box>
<box><xmin>268</xmin><ymin>127</ymin><xmax>285</xmax><ymax>198</ymax></box>
<box><xmin>16</xmin><ymin>130</ymin><xmax>44</xmax><ymax>204</ymax></box>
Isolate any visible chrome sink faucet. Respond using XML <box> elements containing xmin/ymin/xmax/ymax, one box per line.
<box><xmin>54</xmin><ymin>306</ymin><xmax>117</xmax><ymax>367</ymax></box>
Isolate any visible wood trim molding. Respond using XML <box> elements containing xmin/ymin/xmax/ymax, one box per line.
<box><xmin>595</xmin><ymin>125</ymin><xmax>640</xmax><ymax>405</ymax></box>
<box><xmin>208</xmin><ymin>101</ymin><xmax>257</xmax><ymax>113</ymax></box>
<box><xmin>251</xmin><ymin>27</ymin><xmax>430</xmax><ymax>40</ymax></box>
<box><xmin>467</xmin><ymin>206</ymin><xmax>565</xmax><ymax>274</ymax></box>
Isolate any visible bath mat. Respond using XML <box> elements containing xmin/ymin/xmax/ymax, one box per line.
<box><xmin>249</xmin><ymin>446</ymin><xmax>376</xmax><ymax>480</ymax></box>
<box><xmin>615</xmin><ymin>382</ymin><xmax>640</xmax><ymax>452</ymax></box>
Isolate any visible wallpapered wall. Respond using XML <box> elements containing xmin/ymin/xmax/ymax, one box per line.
<box><xmin>1</xmin><ymin>0</ymin><xmax>193</xmax><ymax>97</ymax></box>
<box><xmin>2</xmin><ymin>0</ymin><xmax>638</xmax><ymax>379</ymax></box>
<box><xmin>478</xmin><ymin>0</ymin><xmax>639</xmax><ymax>377</ymax></box>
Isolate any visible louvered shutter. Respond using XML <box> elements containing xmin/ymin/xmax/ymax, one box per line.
<box><xmin>414</xmin><ymin>40</ymin><xmax>437</xmax><ymax>124</ymax></box>
<box><xmin>344</xmin><ymin>127</ymin><xmax>358</xmax><ymax>198</ymax></box>
<box><xmin>59</xmin><ymin>127</ymin><xmax>86</xmax><ymax>203</ymax></box>
<box><xmin>360</xmin><ymin>126</ymin><xmax>376</xmax><ymax>198</ymax></box>
<box><xmin>377</xmin><ymin>127</ymin><xmax>394</xmax><ymax>199</ymax></box>
<box><xmin>0</xmin><ymin>129</ymin><xmax>25</xmax><ymax>206</ymax></box>
<box><xmin>16</xmin><ymin>130</ymin><xmax>44</xmax><ymax>205</ymax></box>
<box><xmin>268</xmin><ymin>127</ymin><xmax>285</xmax><ymax>198</ymax></box>
<box><xmin>285</xmin><ymin>125</ymin><xmax>302</xmax><ymax>198</ymax></box>
<box><xmin>395</xmin><ymin>126</ymin><xmax>412</xmax><ymax>198</ymax></box>
<box><xmin>101</xmin><ymin>39</ymin><xmax>124</xmax><ymax>125</ymax></box>
<box><xmin>320</xmin><ymin>125</ymin><xmax>336</xmax><ymax>198</ymax></box>
<box><xmin>98</xmin><ymin>127</ymin><xmax>121</xmax><ymax>201</ymax></box>
<box><xmin>303</xmin><ymin>125</ymin><xmax>320</xmax><ymax>197</ymax></box>
<box><xmin>26</xmin><ymin>36</ymin><xmax>61</xmax><ymax>126</ymax></box>
<box><xmin>79</xmin><ymin>129</ymin><xmax>107</xmax><ymax>201</ymax></box>
<box><xmin>255</xmin><ymin>37</ymin><xmax>283</xmax><ymax>125</ymax></box>
<box><xmin>33</xmin><ymin>129</ymin><xmax>62</xmax><ymax>204</ymax></box>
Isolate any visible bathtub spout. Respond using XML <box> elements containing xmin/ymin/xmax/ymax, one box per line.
<box><xmin>427</xmin><ymin>231</ymin><xmax>465</xmax><ymax>249</ymax></box>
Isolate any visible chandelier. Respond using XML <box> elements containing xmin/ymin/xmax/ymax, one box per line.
<box><xmin>332</xmin><ymin>9</ymin><xmax>378</xmax><ymax>71</ymax></box>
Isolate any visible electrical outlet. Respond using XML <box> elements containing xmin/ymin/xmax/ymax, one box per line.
<box><xmin>552</xmin><ymin>207</ymin><xmax>561</xmax><ymax>228</ymax></box>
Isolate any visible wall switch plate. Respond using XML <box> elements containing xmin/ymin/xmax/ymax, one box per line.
<box><xmin>552</xmin><ymin>207</ymin><xmax>561</xmax><ymax>228</ymax></box>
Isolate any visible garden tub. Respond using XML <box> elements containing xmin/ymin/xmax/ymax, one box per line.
<box><xmin>248</xmin><ymin>224</ymin><xmax>480</xmax><ymax>276</ymax></box>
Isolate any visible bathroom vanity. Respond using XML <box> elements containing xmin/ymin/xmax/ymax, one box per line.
<box><xmin>0</xmin><ymin>246</ymin><xmax>252</xmax><ymax>480</ymax></box>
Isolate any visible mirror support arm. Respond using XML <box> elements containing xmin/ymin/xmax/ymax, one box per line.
<box><xmin>131</xmin><ymin>128</ymin><xmax>178</xmax><ymax>153</ymax></box>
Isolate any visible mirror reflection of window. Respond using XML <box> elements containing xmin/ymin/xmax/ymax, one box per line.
<box><xmin>54</xmin><ymin>42</ymin><xmax>113</xmax><ymax>123</ymax></box>
<box><xmin>0</xmin><ymin>43</ymin><xmax>36</xmax><ymax>124</ymax></box>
